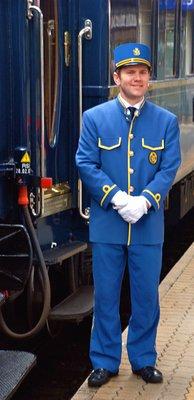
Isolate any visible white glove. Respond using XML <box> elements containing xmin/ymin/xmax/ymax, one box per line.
<box><xmin>111</xmin><ymin>190</ymin><xmax>129</xmax><ymax>210</ymax></box>
<box><xmin>118</xmin><ymin>196</ymin><xmax>148</xmax><ymax>223</ymax></box>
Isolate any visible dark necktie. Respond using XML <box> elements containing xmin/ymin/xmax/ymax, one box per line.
<box><xmin>125</xmin><ymin>107</ymin><xmax>136</xmax><ymax>121</ymax></box>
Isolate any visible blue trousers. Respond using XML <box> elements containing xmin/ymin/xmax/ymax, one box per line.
<box><xmin>90</xmin><ymin>243</ymin><xmax>163</xmax><ymax>372</ymax></box>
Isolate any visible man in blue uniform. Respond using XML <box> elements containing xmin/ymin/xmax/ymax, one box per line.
<box><xmin>76</xmin><ymin>43</ymin><xmax>181</xmax><ymax>386</ymax></box>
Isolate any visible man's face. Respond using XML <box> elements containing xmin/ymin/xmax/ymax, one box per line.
<box><xmin>113</xmin><ymin>64</ymin><xmax>150</xmax><ymax>104</ymax></box>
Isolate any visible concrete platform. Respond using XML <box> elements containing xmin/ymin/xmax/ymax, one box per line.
<box><xmin>72</xmin><ymin>242</ymin><xmax>194</xmax><ymax>400</ymax></box>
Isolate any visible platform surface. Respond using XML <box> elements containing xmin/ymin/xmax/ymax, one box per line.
<box><xmin>72</xmin><ymin>242</ymin><xmax>194</xmax><ymax>400</ymax></box>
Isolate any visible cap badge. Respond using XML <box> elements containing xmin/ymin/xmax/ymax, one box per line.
<box><xmin>133</xmin><ymin>47</ymin><xmax>141</xmax><ymax>56</ymax></box>
<box><xmin>149</xmin><ymin>151</ymin><xmax>158</xmax><ymax>165</ymax></box>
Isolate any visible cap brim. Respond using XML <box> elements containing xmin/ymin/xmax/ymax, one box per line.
<box><xmin>115</xmin><ymin>62</ymin><xmax>151</xmax><ymax>71</ymax></box>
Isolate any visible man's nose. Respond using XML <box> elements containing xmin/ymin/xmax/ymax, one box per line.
<box><xmin>133</xmin><ymin>72</ymin><xmax>141</xmax><ymax>80</ymax></box>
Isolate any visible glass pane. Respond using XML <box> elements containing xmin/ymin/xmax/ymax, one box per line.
<box><xmin>40</xmin><ymin>0</ymin><xmax>59</xmax><ymax>146</ymax></box>
<box><xmin>183</xmin><ymin>3</ymin><xmax>194</xmax><ymax>75</ymax></box>
<box><xmin>158</xmin><ymin>0</ymin><xmax>175</xmax><ymax>78</ymax></box>
<box><xmin>109</xmin><ymin>1</ymin><xmax>152</xmax><ymax>82</ymax></box>
<box><xmin>110</xmin><ymin>0</ymin><xmax>138</xmax><ymax>46</ymax></box>
<box><xmin>165</xmin><ymin>7</ymin><xmax>175</xmax><ymax>76</ymax></box>
<box><xmin>139</xmin><ymin>0</ymin><xmax>152</xmax><ymax>48</ymax></box>
<box><xmin>110</xmin><ymin>0</ymin><xmax>138</xmax><ymax>79</ymax></box>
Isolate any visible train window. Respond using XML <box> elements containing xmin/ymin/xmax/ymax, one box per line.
<box><xmin>109</xmin><ymin>0</ymin><xmax>138</xmax><ymax>83</ymax></box>
<box><xmin>158</xmin><ymin>0</ymin><xmax>176</xmax><ymax>79</ymax></box>
<box><xmin>109</xmin><ymin>0</ymin><xmax>152</xmax><ymax>84</ymax></box>
<box><xmin>40</xmin><ymin>0</ymin><xmax>60</xmax><ymax>146</ymax></box>
<box><xmin>139</xmin><ymin>0</ymin><xmax>152</xmax><ymax>47</ymax></box>
<box><xmin>110</xmin><ymin>0</ymin><xmax>138</xmax><ymax>47</ymax></box>
<box><xmin>182</xmin><ymin>2</ymin><xmax>194</xmax><ymax>75</ymax></box>
<box><xmin>165</xmin><ymin>4</ymin><xmax>175</xmax><ymax>77</ymax></box>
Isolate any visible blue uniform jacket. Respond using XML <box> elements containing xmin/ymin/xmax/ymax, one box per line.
<box><xmin>75</xmin><ymin>97</ymin><xmax>181</xmax><ymax>245</ymax></box>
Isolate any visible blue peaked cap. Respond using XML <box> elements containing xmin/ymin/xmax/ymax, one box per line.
<box><xmin>114</xmin><ymin>43</ymin><xmax>151</xmax><ymax>70</ymax></box>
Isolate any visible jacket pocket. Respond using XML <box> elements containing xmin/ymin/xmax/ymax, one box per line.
<box><xmin>98</xmin><ymin>137</ymin><xmax>122</xmax><ymax>150</ymax></box>
<box><xmin>142</xmin><ymin>138</ymin><xmax>164</xmax><ymax>150</ymax></box>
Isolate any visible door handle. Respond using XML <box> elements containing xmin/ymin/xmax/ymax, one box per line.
<box><xmin>27</xmin><ymin>3</ymin><xmax>45</xmax><ymax>217</ymax></box>
<box><xmin>78</xmin><ymin>20</ymin><xmax>92</xmax><ymax>220</ymax></box>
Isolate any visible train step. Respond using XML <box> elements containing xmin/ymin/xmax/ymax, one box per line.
<box><xmin>43</xmin><ymin>241</ymin><xmax>87</xmax><ymax>266</ymax></box>
<box><xmin>0</xmin><ymin>350</ymin><xmax>36</xmax><ymax>400</ymax></box>
<box><xmin>48</xmin><ymin>285</ymin><xmax>93</xmax><ymax>321</ymax></box>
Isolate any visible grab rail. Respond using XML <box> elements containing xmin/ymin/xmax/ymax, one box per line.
<box><xmin>78</xmin><ymin>20</ymin><xmax>92</xmax><ymax>220</ymax></box>
<box><xmin>27</xmin><ymin>2</ymin><xmax>45</xmax><ymax>217</ymax></box>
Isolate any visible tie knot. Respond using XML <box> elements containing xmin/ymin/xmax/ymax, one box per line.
<box><xmin>125</xmin><ymin>107</ymin><xmax>136</xmax><ymax>121</ymax></box>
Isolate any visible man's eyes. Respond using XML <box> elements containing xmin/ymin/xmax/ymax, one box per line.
<box><xmin>126</xmin><ymin>70</ymin><xmax>148</xmax><ymax>75</ymax></box>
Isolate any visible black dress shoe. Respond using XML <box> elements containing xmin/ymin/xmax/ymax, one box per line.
<box><xmin>88</xmin><ymin>368</ymin><xmax>119</xmax><ymax>387</ymax></box>
<box><xmin>133</xmin><ymin>366</ymin><xmax>163</xmax><ymax>383</ymax></box>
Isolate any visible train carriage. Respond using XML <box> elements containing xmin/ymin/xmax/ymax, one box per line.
<box><xmin>0</xmin><ymin>0</ymin><xmax>193</xmax><ymax>352</ymax></box>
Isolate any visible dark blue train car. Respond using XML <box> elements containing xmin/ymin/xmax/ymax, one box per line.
<box><xmin>0</xmin><ymin>0</ymin><xmax>193</xmax><ymax>352</ymax></box>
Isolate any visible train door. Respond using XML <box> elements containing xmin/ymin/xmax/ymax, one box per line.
<box><xmin>28</xmin><ymin>0</ymin><xmax>76</xmax><ymax>247</ymax></box>
<box><xmin>30</xmin><ymin>0</ymin><xmax>96</xmax><ymax>247</ymax></box>
<box><xmin>29</xmin><ymin>0</ymin><xmax>107</xmax><ymax>247</ymax></box>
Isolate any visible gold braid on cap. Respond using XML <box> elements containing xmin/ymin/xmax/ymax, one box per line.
<box><xmin>116</xmin><ymin>57</ymin><xmax>151</xmax><ymax>69</ymax></box>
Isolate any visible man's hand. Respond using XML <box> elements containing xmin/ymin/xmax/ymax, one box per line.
<box><xmin>117</xmin><ymin>196</ymin><xmax>149</xmax><ymax>223</ymax></box>
<box><xmin>111</xmin><ymin>191</ymin><xmax>150</xmax><ymax>223</ymax></box>
<box><xmin>111</xmin><ymin>190</ymin><xmax>130</xmax><ymax>209</ymax></box>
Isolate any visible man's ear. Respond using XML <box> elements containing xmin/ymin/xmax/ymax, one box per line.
<box><xmin>113</xmin><ymin>71</ymin><xmax>120</xmax><ymax>86</ymax></box>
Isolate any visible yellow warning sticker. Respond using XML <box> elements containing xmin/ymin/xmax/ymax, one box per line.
<box><xmin>21</xmin><ymin>152</ymin><xmax>31</xmax><ymax>163</ymax></box>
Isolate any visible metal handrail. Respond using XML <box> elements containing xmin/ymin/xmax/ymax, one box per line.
<box><xmin>28</xmin><ymin>4</ymin><xmax>45</xmax><ymax>216</ymax></box>
<box><xmin>78</xmin><ymin>20</ymin><xmax>92</xmax><ymax>220</ymax></box>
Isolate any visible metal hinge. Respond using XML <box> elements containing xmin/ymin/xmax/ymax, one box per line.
<box><xmin>64</xmin><ymin>31</ymin><xmax>71</xmax><ymax>67</ymax></box>
<box><xmin>27</xmin><ymin>0</ymin><xmax>33</xmax><ymax>19</ymax></box>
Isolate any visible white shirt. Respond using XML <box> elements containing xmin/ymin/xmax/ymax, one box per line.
<box><xmin>118</xmin><ymin>94</ymin><xmax>144</xmax><ymax>110</ymax></box>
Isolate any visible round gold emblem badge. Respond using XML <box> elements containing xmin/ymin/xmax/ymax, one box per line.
<box><xmin>133</xmin><ymin>47</ymin><xmax>141</xmax><ymax>56</ymax></box>
<box><xmin>149</xmin><ymin>151</ymin><xmax>158</xmax><ymax>164</ymax></box>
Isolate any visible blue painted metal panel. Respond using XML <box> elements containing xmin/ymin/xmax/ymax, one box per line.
<box><xmin>0</xmin><ymin>2</ymin><xmax>11</xmax><ymax>163</ymax></box>
<box><xmin>0</xmin><ymin>0</ymin><xmax>30</xmax><ymax>219</ymax></box>
<box><xmin>80</xmin><ymin>0</ymin><xmax>109</xmax><ymax>110</ymax></box>
<box><xmin>159</xmin><ymin>0</ymin><xmax>194</xmax><ymax>10</ymax></box>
